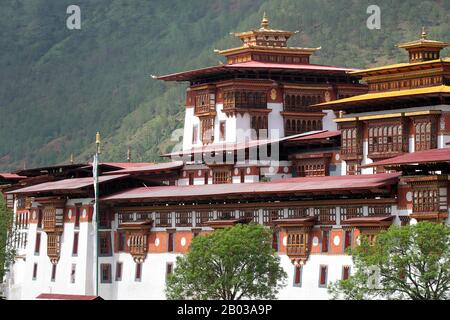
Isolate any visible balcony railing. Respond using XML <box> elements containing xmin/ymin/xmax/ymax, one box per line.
<box><xmin>286</xmin><ymin>245</ymin><xmax>309</xmax><ymax>258</ymax></box>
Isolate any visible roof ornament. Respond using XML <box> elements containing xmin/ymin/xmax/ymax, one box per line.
<box><xmin>421</xmin><ymin>26</ymin><xmax>428</xmax><ymax>40</ymax></box>
<box><xmin>261</xmin><ymin>12</ymin><xmax>269</xmax><ymax>30</ymax></box>
<box><xmin>95</xmin><ymin>131</ymin><xmax>101</xmax><ymax>154</ymax></box>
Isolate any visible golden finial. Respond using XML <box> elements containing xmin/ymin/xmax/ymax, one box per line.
<box><xmin>261</xmin><ymin>12</ymin><xmax>269</xmax><ymax>29</ymax></box>
<box><xmin>421</xmin><ymin>26</ymin><xmax>428</xmax><ymax>39</ymax></box>
<box><xmin>95</xmin><ymin>132</ymin><xmax>101</xmax><ymax>154</ymax></box>
<box><xmin>127</xmin><ymin>146</ymin><xmax>131</xmax><ymax>163</ymax></box>
<box><xmin>70</xmin><ymin>153</ymin><xmax>74</xmax><ymax>164</ymax></box>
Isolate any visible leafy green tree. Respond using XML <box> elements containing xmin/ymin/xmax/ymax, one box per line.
<box><xmin>329</xmin><ymin>221</ymin><xmax>450</xmax><ymax>300</ymax></box>
<box><xmin>0</xmin><ymin>195</ymin><xmax>16</xmax><ymax>281</ymax></box>
<box><xmin>166</xmin><ymin>223</ymin><xmax>287</xmax><ymax>300</ymax></box>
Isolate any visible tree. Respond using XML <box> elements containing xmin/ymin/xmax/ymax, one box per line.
<box><xmin>0</xmin><ymin>195</ymin><xmax>16</xmax><ymax>281</ymax></box>
<box><xmin>165</xmin><ymin>223</ymin><xmax>287</xmax><ymax>300</ymax></box>
<box><xmin>329</xmin><ymin>221</ymin><xmax>450</xmax><ymax>300</ymax></box>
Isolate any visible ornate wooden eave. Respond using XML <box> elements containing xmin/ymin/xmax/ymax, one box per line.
<box><xmin>410</xmin><ymin>211</ymin><xmax>449</xmax><ymax>222</ymax></box>
<box><xmin>341</xmin><ymin>215</ymin><xmax>394</xmax><ymax>229</ymax></box>
<box><xmin>272</xmin><ymin>216</ymin><xmax>316</xmax><ymax>228</ymax></box>
<box><xmin>222</xmin><ymin>108</ymin><xmax>272</xmax><ymax>117</ymax></box>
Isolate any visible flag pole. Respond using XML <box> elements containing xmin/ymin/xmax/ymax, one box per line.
<box><xmin>94</xmin><ymin>132</ymin><xmax>101</xmax><ymax>297</ymax></box>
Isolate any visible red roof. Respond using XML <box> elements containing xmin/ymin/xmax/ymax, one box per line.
<box><xmin>157</xmin><ymin>62</ymin><xmax>357</xmax><ymax>81</ymax></box>
<box><xmin>103</xmin><ymin>161</ymin><xmax>183</xmax><ymax>175</ymax></box>
<box><xmin>99</xmin><ymin>162</ymin><xmax>154</xmax><ymax>169</ymax></box>
<box><xmin>9</xmin><ymin>174</ymin><xmax>128</xmax><ymax>194</ymax></box>
<box><xmin>362</xmin><ymin>148</ymin><xmax>450</xmax><ymax>168</ymax></box>
<box><xmin>163</xmin><ymin>131</ymin><xmax>328</xmax><ymax>157</ymax></box>
<box><xmin>36</xmin><ymin>293</ymin><xmax>102</xmax><ymax>300</ymax></box>
<box><xmin>0</xmin><ymin>173</ymin><xmax>25</xmax><ymax>180</ymax></box>
<box><xmin>102</xmin><ymin>173</ymin><xmax>400</xmax><ymax>202</ymax></box>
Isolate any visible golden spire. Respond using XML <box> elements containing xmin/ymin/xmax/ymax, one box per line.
<box><xmin>261</xmin><ymin>12</ymin><xmax>269</xmax><ymax>29</ymax></box>
<box><xmin>421</xmin><ymin>26</ymin><xmax>428</xmax><ymax>40</ymax></box>
<box><xmin>95</xmin><ymin>131</ymin><xmax>101</xmax><ymax>154</ymax></box>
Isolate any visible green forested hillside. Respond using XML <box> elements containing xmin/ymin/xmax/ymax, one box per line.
<box><xmin>0</xmin><ymin>0</ymin><xmax>449</xmax><ymax>170</ymax></box>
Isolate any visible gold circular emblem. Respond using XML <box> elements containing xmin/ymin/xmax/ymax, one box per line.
<box><xmin>270</xmin><ymin>88</ymin><xmax>277</xmax><ymax>101</ymax></box>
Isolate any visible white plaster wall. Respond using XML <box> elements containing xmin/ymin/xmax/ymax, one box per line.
<box><xmin>438</xmin><ymin>134</ymin><xmax>450</xmax><ymax>149</ymax></box>
<box><xmin>182</xmin><ymin>108</ymin><xmax>200</xmax><ymax>150</ymax></box>
<box><xmin>232</xmin><ymin>175</ymin><xmax>259</xmax><ymax>184</ymax></box>
<box><xmin>236</xmin><ymin>114</ymin><xmax>251</xmax><ymax>143</ymax></box>
<box><xmin>6</xmin><ymin>199</ymin><xmax>96</xmax><ymax>300</ymax></box>
<box><xmin>214</xmin><ymin>103</ymin><xmax>237</xmax><ymax>144</ymax></box>
<box><xmin>323</xmin><ymin>110</ymin><xmax>338</xmax><ymax>131</ymax></box>
<box><xmin>106</xmin><ymin>253</ymin><xmax>180</xmax><ymax>300</ymax></box>
<box><xmin>277</xmin><ymin>254</ymin><xmax>353</xmax><ymax>300</ymax></box>
<box><xmin>268</xmin><ymin>103</ymin><xmax>284</xmax><ymax>139</ymax></box>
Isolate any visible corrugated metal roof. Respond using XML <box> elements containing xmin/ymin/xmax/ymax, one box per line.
<box><xmin>98</xmin><ymin>162</ymin><xmax>154</xmax><ymax>169</ymax></box>
<box><xmin>0</xmin><ymin>173</ymin><xmax>25</xmax><ymax>180</ymax></box>
<box><xmin>103</xmin><ymin>161</ymin><xmax>183</xmax><ymax>175</ymax></box>
<box><xmin>157</xmin><ymin>61</ymin><xmax>357</xmax><ymax>81</ymax></box>
<box><xmin>102</xmin><ymin>173</ymin><xmax>400</xmax><ymax>202</ymax></box>
<box><xmin>362</xmin><ymin>148</ymin><xmax>450</xmax><ymax>168</ymax></box>
<box><xmin>163</xmin><ymin>131</ymin><xmax>326</xmax><ymax>157</ymax></box>
<box><xmin>9</xmin><ymin>174</ymin><xmax>129</xmax><ymax>194</ymax></box>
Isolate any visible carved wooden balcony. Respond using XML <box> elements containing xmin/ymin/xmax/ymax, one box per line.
<box><xmin>47</xmin><ymin>233</ymin><xmax>62</xmax><ymax>264</ymax></box>
<box><xmin>272</xmin><ymin>216</ymin><xmax>315</xmax><ymax>265</ymax></box>
<box><xmin>118</xmin><ymin>220</ymin><xmax>152</xmax><ymax>263</ymax></box>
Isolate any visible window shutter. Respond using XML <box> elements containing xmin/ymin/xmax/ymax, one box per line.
<box><xmin>114</xmin><ymin>231</ymin><xmax>119</xmax><ymax>253</ymax></box>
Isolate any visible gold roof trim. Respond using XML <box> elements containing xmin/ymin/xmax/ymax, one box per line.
<box><xmin>334</xmin><ymin>117</ymin><xmax>358</xmax><ymax>123</ymax></box>
<box><xmin>349</xmin><ymin>58</ymin><xmax>450</xmax><ymax>75</ymax></box>
<box><xmin>218</xmin><ymin>45</ymin><xmax>320</xmax><ymax>56</ymax></box>
<box><xmin>315</xmin><ymin>85</ymin><xmax>450</xmax><ymax>108</ymax></box>
<box><xmin>358</xmin><ymin>113</ymin><xmax>404</xmax><ymax>121</ymax></box>
<box><xmin>404</xmin><ymin>110</ymin><xmax>441</xmax><ymax>117</ymax></box>
<box><xmin>334</xmin><ymin>110</ymin><xmax>441</xmax><ymax>123</ymax></box>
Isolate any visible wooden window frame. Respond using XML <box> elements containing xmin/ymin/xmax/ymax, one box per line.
<box><xmin>219</xmin><ymin>120</ymin><xmax>226</xmax><ymax>142</ymax></box>
<box><xmin>175</xmin><ymin>211</ymin><xmax>192</xmax><ymax>227</ymax></box>
<box><xmin>321</xmin><ymin>230</ymin><xmax>330</xmax><ymax>253</ymax></box>
<box><xmin>32</xmin><ymin>263</ymin><xmax>38</xmax><ymax>280</ymax></box>
<box><xmin>74</xmin><ymin>206</ymin><xmax>81</xmax><ymax>228</ymax></box>
<box><xmin>70</xmin><ymin>264</ymin><xmax>76</xmax><ymax>284</ymax></box>
<box><xmin>115</xmin><ymin>262</ymin><xmax>123</xmax><ymax>281</ymax></box>
<box><xmin>100</xmin><ymin>263</ymin><xmax>112</xmax><ymax>284</ymax></box>
<box><xmin>34</xmin><ymin>232</ymin><xmax>41</xmax><ymax>255</ymax></box>
<box><xmin>319</xmin><ymin>265</ymin><xmax>328</xmax><ymax>288</ymax></box>
<box><xmin>99</xmin><ymin>232</ymin><xmax>112</xmax><ymax>257</ymax></box>
<box><xmin>135</xmin><ymin>262</ymin><xmax>142</xmax><ymax>282</ymax></box>
<box><xmin>166</xmin><ymin>262</ymin><xmax>173</xmax><ymax>282</ymax></box>
<box><xmin>155</xmin><ymin>212</ymin><xmax>172</xmax><ymax>227</ymax></box>
<box><xmin>342</xmin><ymin>265</ymin><xmax>351</xmax><ymax>281</ymax></box>
<box><xmin>293</xmin><ymin>265</ymin><xmax>302</xmax><ymax>287</ymax></box>
<box><xmin>51</xmin><ymin>264</ymin><xmax>57</xmax><ymax>282</ymax></box>
<box><xmin>167</xmin><ymin>232</ymin><xmax>174</xmax><ymax>253</ymax></box>
<box><xmin>72</xmin><ymin>232</ymin><xmax>79</xmax><ymax>256</ymax></box>
<box><xmin>343</xmin><ymin>230</ymin><xmax>353</xmax><ymax>252</ymax></box>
